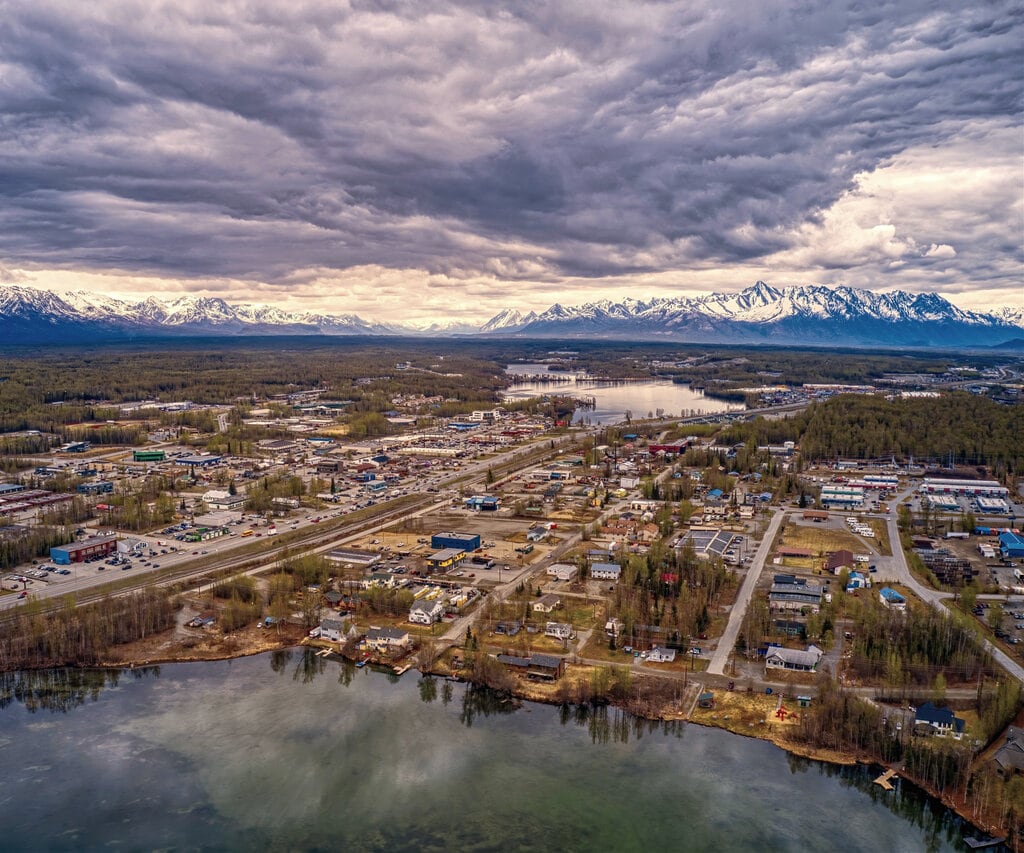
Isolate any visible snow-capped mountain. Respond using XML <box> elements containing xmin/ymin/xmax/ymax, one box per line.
<box><xmin>481</xmin><ymin>283</ymin><xmax>1023</xmax><ymax>348</ymax></box>
<box><xmin>0</xmin><ymin>282</ymin><xmax>1020</xmax><ymax>348</ymax></box>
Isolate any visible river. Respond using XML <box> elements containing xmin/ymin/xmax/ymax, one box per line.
<box><xmin>502</xmin><ymin>363</ymin><xmax>743</xmax><ymax>425</ymax></box>
<box><xmin>0</xmin><ymin>652</ymin><xmax>971</xmax><ymax>852</ymax></box>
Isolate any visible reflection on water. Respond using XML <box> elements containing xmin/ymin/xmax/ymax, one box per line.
<box><xmin>0</xmin><ymin>651</ymin><xmax>972</xmax><ymax>852</ymax></box>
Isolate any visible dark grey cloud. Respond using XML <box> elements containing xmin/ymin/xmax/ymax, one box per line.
<box><xmin>0</xmin><ymin>0</ymin><xmax>1020</xmax><ymax>310</ymax></box>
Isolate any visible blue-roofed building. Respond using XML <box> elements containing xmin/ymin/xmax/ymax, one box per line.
<box><xmin>1000</xmin><ymin>532</ymin><xmax>1024</xmax><ymax>559</ymax></box>
<box><xmin>879</xmin><ymin>587</ymin><xmax>906</xmax><ymax>610</ymax></box>
<box><xmin>431</xmin><ymin>532</ymin><xmax>481</xmax><ymax>551</ymax></box>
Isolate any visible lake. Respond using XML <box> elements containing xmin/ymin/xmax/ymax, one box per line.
<box><xmin>502</xmin><ymin>363</ymin><xmax>743</xmax><ymax>424</ymax></box>
<box><xmin>0</xmin><ymin>652</ymin><xmax>970</xmax><ymax>852</ymax></box>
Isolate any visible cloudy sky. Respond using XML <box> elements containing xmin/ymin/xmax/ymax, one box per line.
<box><xmin>0</xmin><ymin>0</ymin><xmax>1021</xmax><ymax>324</ymax></box>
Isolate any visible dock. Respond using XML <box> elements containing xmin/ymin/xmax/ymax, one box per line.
<box><xmin>964</xmin><ymin>836</ymin><xmax>1005</xmax><ymax>850</ymax></box>
<box><xmin>873</xmin><ymin>769</ymin><xmax>898</xmax><ymax>791</ymax></box>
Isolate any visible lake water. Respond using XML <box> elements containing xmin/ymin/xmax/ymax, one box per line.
<box><xmin>0</xmin><ymin>652</ymin><xmax>969</xmax><ymax>852</ymax></box>
<box><xmin>503</xmin><ymin>363</ymin><xmax>743</xmax><ymax>424</ymax></box>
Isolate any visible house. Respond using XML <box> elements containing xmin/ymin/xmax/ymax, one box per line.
<box><xmin>605</xmin><ymin>618</ymin><xmax>624</xmax><ymax>637</ymax></box>
<box><xmin>324</xmin><ymin>590</ymin><xmax>344</xmax><ymax>608</ymax></box>
<box><xmin>825</xmin><ymin>550</ymin><xmax>855</xmax><ymax>574</ymax></box>
<box><xmin>317</xmin><ymin>617</ymin><xmax>347</xmax><ymax>642</ymax></box>
<box><xmin>879</xmin><ymin>587</ymin><xmax>907</xmax><ymax>611</ymax></box>
<box><xmin>914</xmin><ymin>702</ymin><xmax>965</xmax><ymax>739</ymax></box>
<box><xmin>496</xmin><ymin>652</ymin><xmax>565</xmax><ymax>681</ymax></box>
<box><xmin>409</xmin><ymin>599</ymin><xmax>445</xmax><ymax>625</ymax></box>
<box><xmin>765</xmin><ymin>644</ymin><xmax>824</xmax><ymax>672</ymax></box>
<box><xmin>365</xmin><ymin>627</ymin><xmax>411</xmax><ymax>651</ymax></box>
<box><xmin>646</xmin><ymin>646</ymin><xmax>676</xmax><ymax>663</ymax></box>
<box><xmin>526</xmin><ymin>527</ymin><xmax>549</xmax><ymax>543</ymax></box>
<box><xmin>533</xmin><ymin>594</ymin><xmax>562</xmax><ymax>613</ymax></box>
<box><xmin>845</xmin><ymin>571</ymin><xmax>870</xmax><ymax>591</ymax></box>
<box><xmin>544</xmin><ymin>621</ymin><xmax>575</xmax><ymax>640</ymax></box>
<box><xmin>591</xmin><ymin>562</ymin><xmax>622</xmax><ymax>581</ymax></box>
<box><xmin>546</xmin><ymin>563</ymin><xmax>578</xmax><ymax>582</ymax></box>
<box><xmin>494</xmin><ymin>620</ymin><xmax>522</xmax><ymax>636</ymax></box>
<box><xmin>994</xmin><ymin>727</ymin><xmax>1024</xmax><ymax>776</ymax></box>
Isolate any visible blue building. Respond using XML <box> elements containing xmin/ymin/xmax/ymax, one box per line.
<box><xmin>1000</xmin><ymin>532</ymin><xmax>1024</xmax><ymax>559</ymax></box>
<box><xmin>77</xmin><ymin>481</ymin><xmax>114</xmax><ymax>495</ymax></box>
<box><xmin>464</xmin><ymin>495</ymin><xmax>500</xmax><ymax>511</ymax></box>
<box><xmin>431</xmin><ymin>532</ymin><xmax>481</xmax><ymax>551</ymax></box>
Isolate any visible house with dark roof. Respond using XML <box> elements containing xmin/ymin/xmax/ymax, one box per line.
<box><xmin>825</xmin><ymin>550</ymin><xmax>855</xmax><ymax>574</ymax></box>
<box><xmin>994</xmin><ymin>727</ymin><xmax>1024</xmax><ymax>776</ymax></box>
<box><xmin>365</xmin><ymin>627</ymin><xmax>411</xmax><ymax>651</ymax></box>
<box><xmin>765</xmin><ymin>644</ymin><xmax>823</xmax><ymax>672</ymax></box>
<box><xmin>913</xmin><ymin>702</ymin><xmax>965</xmax><ymax>739</ymax></box>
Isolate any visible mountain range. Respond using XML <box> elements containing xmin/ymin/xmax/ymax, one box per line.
<box><xmin>1</xmin><ymin>282</ymin><xmax>1021</xmax><ymax>349</ymax></box>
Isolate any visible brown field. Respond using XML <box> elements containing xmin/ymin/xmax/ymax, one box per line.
<box><xmin>776</xmin><ymin>524</ymin><xmax>867</xmax><ymax>559</ymax></box>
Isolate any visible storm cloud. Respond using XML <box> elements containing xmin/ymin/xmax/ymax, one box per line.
<box><xmin>0</xmin><ymin>0</ymin><xmax>1020</xmax><ymax>321</ymax></box>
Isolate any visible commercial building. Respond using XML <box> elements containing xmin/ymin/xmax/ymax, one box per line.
<box><xmin>179</xmin><ymin>454</ymin><xmax>222</xmax><ymax>468</ymax></box>
<box><xmin>77</xmin><ymin>481</ymin><xmax>113</xmax><ymax>495</ymax></box>
<box><xmin>920</xmin><ymin>478</ymin><xmax>1009</xmax><ymax>498</ymax></box>
<box><xmin>133</xmin><ymin>450</ymin><xmax>166</xmax><ymax>463</ymax></box>
<box><xmin>50</xmin><ymin>534</ymin><xmax>118</xmax><ymax>564</ymax></box>
<box><xmin>431</xmin><ymin>532</ymin><xmax>481</xmax><ymax>551</ymax></box>
<box><xmin>426</xmin><ymin>548</ymin><xmax>466</xmax><ymax>571</ymax></box>
<box><xmin>819</xmin><ymin>486</ymin><xmax>864</xmax><ymax>509</ymax></box>
<box><xmin>464</xmin><ymin>496</ymin><xmax>500</xmax><ymax>511</ymax></box>
<box><xmin>1000</xmin><ymin>532</ymin><xmax>1024</xmax><ymax>560</ymax></box>
<box><xmin>546</xmin><ymin>564</ymin><xmax>578</xmax><ymax>582</ymax></box>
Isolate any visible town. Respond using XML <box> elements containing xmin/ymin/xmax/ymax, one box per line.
<box><xmin>0</xmin><ymin>341</ymin><xmax>1022</xmax><ymax>839</ymax></box>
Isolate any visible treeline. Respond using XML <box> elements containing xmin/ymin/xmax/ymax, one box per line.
<box><xmin>798</xmin><ymin>393</ymin><xmax>1023</xmax><ymax>479</ymax></box>
<box><xmin>607</xmin><ymin>541</ymin><xmax>735</xmax><ymax>643</ymax></box>
<box><xmin>0</xmin><ymin>525</ymin><xmax>73</xmax><ymax>572</ymax></box>
<box><xmin>848</xmin><ymin>603</ymin><xmax>993</xmax><ymax>686</ymax></box>
<box><xmin>0</xmin><ymin>589</ymin><xmax>178</xmax><ymax>672</ymax></box>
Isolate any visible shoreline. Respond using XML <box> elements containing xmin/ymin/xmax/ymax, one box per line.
<box><xmin>52</xmin><ymin>634</ymin><xmax>1008</xmax><ymax>839</ymax></box>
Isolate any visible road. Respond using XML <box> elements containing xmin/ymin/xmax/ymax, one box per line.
<box><xmin>707</xmin><ymin>508</ymin><xmax>785</xmax><ymax>676</ymax></box>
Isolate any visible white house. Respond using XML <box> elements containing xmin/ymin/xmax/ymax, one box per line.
<box><xmin>765</xmin><ymin>644</ymin><xmax>823</xmax><ymax>672</ymax></box>
<box><xmin>533</xmin><ymin>594</ymin><xmax>561</xmax><ymax>613</ymax></box>
<box><xmin>646</xmin><ymin>646</ymin><xmax>676</xmax><ymax>663</ymax></box>
<box><xmin>545</xmin><ymin>621</ymin><xmax>575</xmax><ymax>640</ymax></box>
<box><xmin>409</xmin><ymin>599</ymin><xmax>445</xmax><ymax>625</ymax></box>
<box><xmin>365</xmin><ymin>627</ymin><xmax>410</xmax><ymax>651</ymax></box>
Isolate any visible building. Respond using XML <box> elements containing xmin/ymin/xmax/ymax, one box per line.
<box><xmin>426</xmin><ymin>548</ymin><xmax>466</xmax><ymax>571</ymax></box>
<box><xmin>50</xmin><ymin>534</ymin><xmax>118</xmax><ymax>564</ymax></box>
<box><xmin>993</xmin><ymin>727</ymin><xmax>1024</xmax><ymax>776</ymax></box>
<box><xmin>914</xmin><ymin>702</ymin><xmax>965</xmax><ymax>739</ymax></box>
<box><xmin>765</xmin><ymin>644</ymin><xmax>824</xmax><ymax>672</ymax></box>
<box><xmin>409</xmin><ymin>599</ymin><xmax>445</xmax><ymax>625</ymax></box>
<box><xmin>591</xmin><ymin>562</ymin><xmax>622</xmax><ymax>581</ymax></box>
<box><xmin>464</xmin><ymin>495</ymin><xmax>500</xmax><ymax>511</ymax></box>
<box><xmin>132</xmin><ymin>449</ymin><xmax>165</xmax><ymax>463</ymax></box>
<box><xmin>317</xmin><ymin>617</ymin><xmax>347</xmax><ymax>643</ymax></box>
<box><xmin>845</xmin><ymin>571</ymin><xmax>870</xmax><ymax>591</ymax></box>
<box><xmin>768</xmin><ymin>576</ymin><xmax>823</xmax><ymax>612</ymax></box>
<box><xmin>430</xmin><ymin>532</ymin><xmax>481</xmax><ymax>552</ymax></box>
<box><xmin>820</xmin><ymin>486</ymin><xmax>864</xmax><ymax>509</ymax></box>
<box><xmin>365</xmin><ymin>627</ymin><xmax>411</xmax><ymax>651</ymax></box>
<box><xmin>77</xmin><ymin>481</ymin><xmax>113</xmax><ymax>495</ymax></box>
<box><xmin>646</xmin><ymin>646</ymin><xmax>677</xmax><ymax>663</ymax></box>
<box><xmin>203</xmin><ymin>490</ymin><xmax>246</xmax><ymax>511</ymax></box>
<box><xmin>1000</xmin><ymin>532</ymin><xmax>1024</xmax><ymax>559</ymax></box>
<box><xmin>544</xmin><ymin>621</ymin><xmax>575</xmax><ymax>640</ymax></box>
<box><xmin>179</xmin><ymin>454</ymin><xmax>222</xmax><ymax>468</ymax></box>
<box><xmin>879</xmin><ymin>587</ymin><xmax>907</xmax><ymax>611</ymax></box>
<box><xmin>526</xmin><ymin>527</ymin><xmax>549</xmax><ymax>542</ymax></box>
<box><xmin>920</xmin><ymin>478</ymin><xmax>1009</xmax><ymax>498</ymax></box>
<box><xmin>495</xmin><ymin>653</ymin><xmax>565</xmax><ymax>681</ymax></box>
<box><xmin>803</xmin><ymin>510</ymin><xmax>829</xmax><ymax>522</ymax></box>
<box><xmin>326</xmin><ymin>548</ymin><xmax>381</xmax><ymax>568</ymax></box>
<box><xmin>533</xmin><ymin>594</ymin><xmax>562</xmax><ymax>613</ymax></box>
<box><xmin>546</xmin><ymin>563</ymin><xmax>577</xmax><ymax>582</ymax></box>
<box><xmin>825</xmin><ymin>550</ymin><xmax>855</xmax><ymax>574</ymax></box>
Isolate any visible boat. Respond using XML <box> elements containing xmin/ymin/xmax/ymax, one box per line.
<box><xmin>355</xmin><ymin>659</ymin><xmax>368</xmax><ymax>668</ymax></box>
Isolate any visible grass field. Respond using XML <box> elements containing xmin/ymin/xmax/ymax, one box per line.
<box><xmin>776</xmin><ymin>524</ymin><xmax>867</xmax><ymax>559</ymax></box>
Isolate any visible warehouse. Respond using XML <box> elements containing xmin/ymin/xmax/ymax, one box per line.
<box><xmin>50</xmin><ymin>534</ymin><xmax>118</xmax><ymax>564</ymax></box>
<box><xmin>820</xmin><ymin>485</ymin><xmax>864</xmax><ymax>509</ymax></box>
<box><xmin>1000</xmin><ymin>533</ymin><xmax>1024</xmax><ymax>560</ymax></box>
<box><xmin>179</xmin><ymin>454</ymin><xmax>222</xmax><ymax>468</ymax></box>
<box><xmin>431</xmin><ymin>532</ymin><xmax>481</xmax><ymax>551</ymax></box>
<box><xmin>77</xmin><ymin>481</ymin><xmax>113</xmax><ymax>495</ymax></box>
